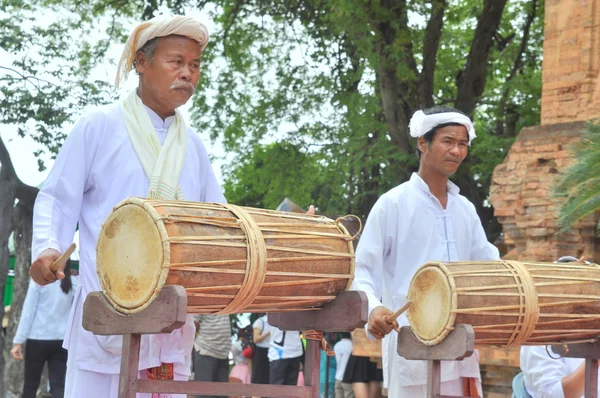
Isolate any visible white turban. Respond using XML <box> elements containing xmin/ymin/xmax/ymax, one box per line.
<box><xmin>115</xmin><ymin>15</ymin><xmax>210</xmax><ymax>88</ymax></box>
<box><xmin>408</xmin><ymin>110</ymin><xmax>476</xmax><ymax>145</ymax></box>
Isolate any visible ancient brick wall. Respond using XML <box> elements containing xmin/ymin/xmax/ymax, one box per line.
<box><xmin>541</xmin><ymin>0</ymin><xmax>600</xmax><ymax>124</ymax></box>
<box><xmin>489</xmin><ymin>121</ymin><xmax>600</xmax><ymax>261</ymax></box>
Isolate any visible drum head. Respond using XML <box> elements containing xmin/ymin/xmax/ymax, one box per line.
<box><xmin>407</xmin><ymin>265</ymin><xmax>453</xmax><ymax>344</ymax></box>
<box><xmin>97</xmin><ymin>203</ymin><xmax>166</xmax><ymax>313</ymax></box>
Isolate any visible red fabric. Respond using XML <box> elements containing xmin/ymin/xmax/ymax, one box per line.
<box><xmin>463</xmin><ymin>377</ymin><xmax>480</xmax><ymax>398</ymax></box>
<box><xmin>146</xmin><ymin>363</ymin><xmax>174</xmax><ymax>398</ymax></box>
<box><xmin>242</xmin><ymin>346</ymin><xmax>253</xmax><ymax>359</ymax></box>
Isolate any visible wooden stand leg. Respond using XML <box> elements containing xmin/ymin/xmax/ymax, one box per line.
<box><xmin>586</xmin><ymin>358</ymin><xmax>598</xmax><ymax>398</ymax></box>
<box><xmin>304</xmin><ymin>339</ymin><xmax>321</xmax><ymax>398</ymax></box>
<box><xmin>427</xmin><ymin>360</ymin><xmax>441</xmax><ymax>398</ymax></box>
<box><xmin>119</xmin><ymin>334</ymin><xmax>141</xmax><ymax>398</ymax></box>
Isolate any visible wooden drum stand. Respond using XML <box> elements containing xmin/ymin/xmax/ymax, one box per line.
<box><xmin>82</xmin><ymin>285</ymin><xmax>368</xmax><ymax>398</ymax></box>
<box><xmin>397</xmin><ymin>325</ymin><xmax>475</xmax><ymax>398</ymax></box>
<box><xmin>397</xmin><ymin>325</ymin><xmax>600</xmax><ymax>398</ymax></box>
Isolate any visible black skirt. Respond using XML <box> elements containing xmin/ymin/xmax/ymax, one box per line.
<box><xmin>250</xmin><ymin>345</ymin><xmax>270</xmax><ymax>384</ymax></box>
<box><xmin>342</xmin><ymin>355</ymin><xmax>383</xmax><ymax>383</ymax></box>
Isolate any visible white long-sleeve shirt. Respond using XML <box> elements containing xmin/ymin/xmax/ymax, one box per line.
<box><xmin>13</xmin><ymin>277</ymin><xmax>77</xmax><ymax>344</ymax></box>
<box><xmin>521</xmin><ymin>346</ymin><xmax>594</xmax><ymax>398</ymax></box>
<box><xmin>352</xmin><ymin>173</ymin><xmax>499</xmax><ymax>393</ymax></box>
<box><xmin>333</xmin><ymin>338</ymin><xmax>352</xmax><ymax>381</ymax></box>
<box><xmin>31</xmin><ymin>100</ymin><xmax>225</xmax><ymax>375</ymax></box>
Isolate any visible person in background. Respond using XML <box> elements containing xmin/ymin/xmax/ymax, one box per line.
<box><xmin>267</xmin><ymin>318</ymin><xmax>303</xmax><ymax>386</ymax></box>
<box><xmin>230</xmin><ymin>328</ymin><xmax>252</xmax><ymax>385</ymax></box>
<box><xmin>11</xmin><ymin>259</ymin><xmax>77</xmax><ymax>398</ymax></box>
<box><xmin>193</xmin><ymin>314</ymin><xmax>232</xmax><ymax>398</ymax></box>
<box><xmin>334</xmin><ymin>332</ymin><xmax>354</xmax><ymax>398</ymax></box>
<box><xmin>251</xmin><ymin>314</ymin><xmax>271</xmax><ymax>385</ymax></box>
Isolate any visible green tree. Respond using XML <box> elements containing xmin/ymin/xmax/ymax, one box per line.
<box><xmin>188</xmin><ymin>0</ymin><xmax>543</xmax><ymax>229</ymax></box>
<box><xmin>554</xmin><ymin>122</ymin><xmax>600</xmax><ymax>232</ymax></box>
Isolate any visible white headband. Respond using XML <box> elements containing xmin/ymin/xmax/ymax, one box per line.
<box><xmin>408</xmin><ymin>110</ymin><xmax>476</xmax><ymax>145</ymax></box>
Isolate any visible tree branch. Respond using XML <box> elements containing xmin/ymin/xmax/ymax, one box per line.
<box><xmin>0</xmin><ymin>136</ymin><xmax>17</xmax><ymax>180</ymax></box>
<box><xmin>419</xmin><ymin>0</ymin><xmax>447</xmax><ymax>108</ymax></box>
<box><xmin>454</xmin><ymin>0</ymin><xmax>509</xmax><ymax>116</ymax></box>
<box><xmin>222</xmin><ymin>0</ymin><xmax>246</xmax><ymax>46</ymax></box>
<box><xmin>495</xmin><ymin>0</ymin><xmax>538</xmax><ymax>137</ymax></box>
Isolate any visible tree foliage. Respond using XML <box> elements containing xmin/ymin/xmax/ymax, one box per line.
<box><xmin>553</xmin><ymin>122</ymin><xmax>600</xmax><ymax>233</ymax></box>
<box><xmin>188</xmin><ymin>0</ymin><xmax>544</xmax><ymax>233</ymax></box>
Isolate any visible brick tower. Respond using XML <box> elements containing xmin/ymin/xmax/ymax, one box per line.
<box><xmin>490</xmin><ymin>0</ymin><xmax>600</xmax><ymax>261</ymax></box>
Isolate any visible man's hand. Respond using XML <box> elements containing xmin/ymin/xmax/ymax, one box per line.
<box><xmin>368</xmin><ymin>306</ymin><xmax>400</xmax><ymax>340</ymax></box>
<box><xmin>29</xmin><ymin>248</ymin><xmax>63</xmax><ymax>285</ymax></box>
<box><xmin>306</xmin><ymin>205</ymin><xmax>315</xmax><ymax>215</ymax></box>
<box><xmin>10</xmin><ymin>344</ymin><xmax>23</xmax><ymax>360</ymax></box>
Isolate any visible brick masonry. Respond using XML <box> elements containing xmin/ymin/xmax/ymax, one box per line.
<box><xmin>489</xmin><ymin>121</ymin><xmax>600</xmax><ymax>261</ymax></box>
<box><xmin>541</xmin><ymin>0</ymin><xmax>600</xmax><ymax>124</ymax></box>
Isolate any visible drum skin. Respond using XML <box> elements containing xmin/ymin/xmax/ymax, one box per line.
<box><xmin>97</xmin><ymin>197</ymin><xmax>356</xmax><ymax>315</ymax></box>
<box><xmin>407</xmin><ymin>261</ymin><xmax>600</xmax><ymax>346</ymax></box>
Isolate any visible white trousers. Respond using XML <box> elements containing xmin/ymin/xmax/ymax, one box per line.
<box><xmin>64</xmin><ymin>317</ymin><xmax>188</xmax><ymax>398</ymax></box>
<box><xmin>390</xmin><ymin>377</ymin><xmax>482</xmax><ymax>398</ymax></box>
<box><xmin>68</xmin><ymin>367</ymin><xmax>188</xmax><ymax>398</ymax></box>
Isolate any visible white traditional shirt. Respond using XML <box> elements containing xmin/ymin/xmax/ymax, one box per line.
<box><xmin>352</xmin><ymin>173</ymin><xmax>500</xmax><ymax>393</ymax></box>
<box><xmin>32</xmin><ymin>101</ymin><xmax>225</xmax><ymax>375</ymax></box>
<box><xmin>521</xmin><ymin>346</ymin><xmax>593</xmax><ymax>398</ymax></box>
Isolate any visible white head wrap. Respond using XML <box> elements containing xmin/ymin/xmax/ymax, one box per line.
<box><xmin>115</xmin><ymin>14</ymin><xmax>210</xmax><ymax>88</ymax></box>
<box><xmin>408</xmin><ymin>110</ymin><xmax>476</xmax><ymax>145</ymax></box>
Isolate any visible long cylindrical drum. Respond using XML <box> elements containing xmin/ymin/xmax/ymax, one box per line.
<box><xmin>97</xmin><ymin>198</ymin><xmax>357</xmax><ymax>315</ymax></box>
<box><xmin>406</xmin><ymin>260</ymin><xmax>600</xmax><ymax>346</ymax></box>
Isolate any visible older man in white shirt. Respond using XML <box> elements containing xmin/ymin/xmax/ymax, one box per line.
<box><xmin>352</xmin><ymin>105</ymin><xmax>500</xmax><ymax>397</ymax></box>
<box><xmin>27</xmin><ymin>14</ymin><xmax>224</xmax><ymax>398</ymax></box>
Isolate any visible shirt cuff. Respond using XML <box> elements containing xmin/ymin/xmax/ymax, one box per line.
<box><xmin>13</xmin><ymin>336</ymin><xmax>25</xmax><ymax>345</ymax></box>
<box><xmin>32</xmin><ymin>239</ymin><xmax>63</xmax><ymax>262</ymax></box>
<box><xmin>364</xmin><ymin>292</ymin><xmax>383</xmax><ymax>340</ymax></box>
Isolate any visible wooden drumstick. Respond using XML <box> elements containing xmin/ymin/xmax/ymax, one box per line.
<box><xmin>385</xmin><ymin>301</ymin><xmax>412</xmax><ymax>325</ymax></box>
<box><xmin>50</xmin><ymin>243</ymin><xmax>76</xmax><ymax>273</ymax></box>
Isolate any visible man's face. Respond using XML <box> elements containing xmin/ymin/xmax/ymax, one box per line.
<box><xmin>418</xmin><ymin>125</ymin><xmax>469</xmax><ymax>177</ymax></box>
<box><xmin>136</xmin><ymin>35</ymin><xmax>202</xmax><ymax>110</ymax></box>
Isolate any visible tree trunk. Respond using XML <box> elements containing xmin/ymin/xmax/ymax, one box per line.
<box><xmin>454</xmin><ymin>0</ymin><xmax>510</xmax><ymax>116</ymax></box>
<box><xmin>374</xmin><ymin>0</ymin><xmax>418</xmax><ymax>157</ymax></box>
<box><xmin>4</xmin><ymin>201</ymin><xmax>34</xmax><ymax>397</ymax></box>
<box><xmin>0</xmin><ymin>136</ymin><xmax>39</xmax><ymax>396</ymax></box>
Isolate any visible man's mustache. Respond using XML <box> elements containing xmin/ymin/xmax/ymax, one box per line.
<box><xmin>170</xmin><ymin>81</ymin><xmax>196</xmax><ymax>93</ymax></box>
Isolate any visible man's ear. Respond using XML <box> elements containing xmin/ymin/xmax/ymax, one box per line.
<box><xmin>135</xmin><ymin>51</ymin><xmax>147</xmax><ymax>74</ymax></box>
<box><xmin>417</xmin><ymin>136</ymin><xmax>427</xmax><ymax>153</ymax></box>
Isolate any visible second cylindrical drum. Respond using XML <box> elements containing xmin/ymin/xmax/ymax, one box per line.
<box><xmin>406</xmin><ymin>260</ymin><xmax>600</xmax><ymax>346</ymax></box>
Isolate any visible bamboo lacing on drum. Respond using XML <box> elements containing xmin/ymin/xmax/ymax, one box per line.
<box><xmin>451</xmin><ymin>260</ymin><xmax>539</xmax><ymax>345</ymax></box>
<box><xmin>444</xmin><ymin>261</ymin><xmax>600</xmax><ymax>345</ymax></box>
<box><xmin>215</xmin><ymin>204</ymin><xmax>268</xmax><ymax>314</ymax></box>
<box><xmin>303</xmin><ymin>330</ymin><xmax>335</xmax><ymax>356</ymax></box>
<box><xmin>152</xmin><ymin>201</ymin><xmax>356</xmax><ymax>313</ymax></box>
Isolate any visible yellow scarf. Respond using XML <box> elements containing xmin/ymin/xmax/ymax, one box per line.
<box><xmin>121</xmin><ymin>90</ymin><xmax>187</xmax><ymax>200</ymax></box>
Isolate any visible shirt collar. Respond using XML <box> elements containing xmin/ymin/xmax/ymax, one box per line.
<box><xmin>409</xmin><ymin>172</ymin><xmax>460</xmax><ymax>196</ymax></box>
<box><xmin>143</xmin><ymin>103</ymin><xmax>175</xmax><ymax>131</ymax></box>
